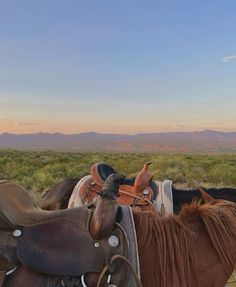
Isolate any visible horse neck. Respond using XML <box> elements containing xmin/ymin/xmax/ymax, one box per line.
<box><xmin>133</xmin><ymin>204</ymin><xmax>236</xmax><ymax>287</ymax></box>
<box><xmin>133</xmin><ymin>210</ymin><xmax>198</xmax><ymax>287</ymax></box>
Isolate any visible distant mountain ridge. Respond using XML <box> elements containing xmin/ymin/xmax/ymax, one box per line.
<box><xmin>0</xmin><ymin>130</ymin><xmax>236</xmax><ymax>153</ymax></box>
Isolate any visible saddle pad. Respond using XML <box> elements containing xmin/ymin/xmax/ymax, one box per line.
<box><xmin>68</xmin><ymin>175</ymin><xmax>92</xmax><ymax>208</ymax></box>
<box><xmin>154</xmin><ymin>180</ymin><xmax>173</xmax><ymax>216</ymax></box>
<box><xmin>17</xmin><ymin>218</ymin><xmax>129</xmax><ymax>278</ymax></box>
<box><xmin>119</xmin><ymin>207</ymin><xmax>140</xmax><ymax>286</ymax></box>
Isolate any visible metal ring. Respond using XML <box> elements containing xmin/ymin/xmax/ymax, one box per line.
<box><xmin>107</xmin><ymin>274</ymin><xmax>112</xmax><ymax>283</ymax></box>
<box><xmin>81</xmin><ymin>274</ymin><xmax>87</xmax><ymax>287</ymax></box>
<box><xmin>5</xmin><ymin>266</ymin><xmax>17</xmax><ymax>276</ymax></box>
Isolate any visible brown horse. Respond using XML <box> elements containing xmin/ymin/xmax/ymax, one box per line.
<box><xmin>134</xmin><ymin>201</ymin><xmax>236</xmax><ymax>287</ymax></box>
<box><xmin>2</xmin><ymin>178</ymin><xmax>236</xmax><ymax>287</ymax></box>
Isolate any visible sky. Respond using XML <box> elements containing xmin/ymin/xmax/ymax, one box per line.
<box><xmin>0</xmin><ymin>0</ymin><xmax>236</xmax><ymax>134</ymax></box>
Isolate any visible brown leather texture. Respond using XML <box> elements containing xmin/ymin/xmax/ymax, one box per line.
<box><xmin>79</xmin><ymin>163</ymin><xmax>155</xmax><ymax>207</ymax></box>
<box><xmin>0</xmin><ymin>181</ymin><xmax>36</xmax><ymax>227</ymax></box>
<box><xmin>90</xmin><ymin>198</ymin><xmax>119</xmax><ymax>239</ymax></box>
<box><xmin>0</xmin><ymin>214</ymin><xmax>13</xmax><ymax>230</ymax></box>
<box><xmin>0</xmin><ymin>231</ymin><xmax>18</xmax><ymax>271</ymax></box>
<box><xmin>90</xmin><ymin>163</ymin><xmax>105</xmax><ymax>186</ymax></box>
<box><xmin>17</xmin><ymin>218</ymin><xmax>129</xmax><ymax>281</ymax></box>
<box><xmin>0</xmin><ymin>272</ymin><xmax>5</xmax><ymax>287</ymax></box>
<box><xmin>0</xmin><ymin>180</ymin><xmax>130</xmax><ymax>286</ymax></box>
<box><xmin>133</xmin><ymin>163</ymin><xmax>153</xmax><ymax>194</ymax></box>
<box><xmin>0</xmin><ymin>181</ymin><xmax>92</xmax><ymax>228</ymax></box>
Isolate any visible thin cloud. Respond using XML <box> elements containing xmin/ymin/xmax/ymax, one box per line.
<box><xmin>222</xmin><ymin>55</ymin><xmax>236</xmax><ymax>62</ymax></box>
<box><xmin>0</xmin><ymin>119</ymin><xmax>40</xmax><ymax>126</ymax></box>
<box><xmin>14</xmin><ymin>121</ymin><xmax>41</xmax><ymax>126</ymax></box>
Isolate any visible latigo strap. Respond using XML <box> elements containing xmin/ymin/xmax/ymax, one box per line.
<box><xmin>0</xmin><ymin>271</ymin><xmax>5</xmax><ymax>287</ymax></box>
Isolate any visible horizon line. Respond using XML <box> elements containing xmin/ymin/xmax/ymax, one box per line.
<box><xmin>1</xmin><ymin>129</ymin><xmax>236</xmax><ymax>136</ymax></box>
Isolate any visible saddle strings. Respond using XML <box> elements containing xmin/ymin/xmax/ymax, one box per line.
<box><xmin>96</xmin><ymin>254</ymin><xmax>143</xmax><ymax>287</ymax></box>
<box><xmin>88</xmin><ymin>184</ymin><xmax>154</xmax><ymax>207</ymax></box>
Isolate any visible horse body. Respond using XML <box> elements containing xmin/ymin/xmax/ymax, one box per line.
<box><xmin>172</xmin><ymin>186</ymin><xmax>236</xmax><ymax>213</ymax></box>
<box><xmin>41</xmin><ymin>178</ymin><xmax>80</xmax><ymax>210</ymax></box>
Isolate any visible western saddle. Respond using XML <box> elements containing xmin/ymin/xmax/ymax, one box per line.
<box><xmin>0</xmin><ymin>177</ymin><xmax>140</xmax><ymax>287</ymax></box>
<box><xmin>68</xmin><ymin>162</ymin><xmax>158</xmax><ymax>209</ymax></box>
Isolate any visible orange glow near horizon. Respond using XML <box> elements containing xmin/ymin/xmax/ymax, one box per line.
<box><xmin>1</xmin><ymin>118</ymin><xmax>236</xmax><ymax>134</ymax></box>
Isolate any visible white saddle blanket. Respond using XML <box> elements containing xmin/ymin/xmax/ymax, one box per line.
<box><xmin>154</xmin><ymin>180</ymin><xmax>173</xmax><ymax>216</ymax></box>
<box><xmin>68</xmin><ymin>175</ymin><xmax>91</xmax><ymax>208</ymax></box>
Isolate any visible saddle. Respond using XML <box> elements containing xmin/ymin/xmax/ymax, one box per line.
<box><xmin>68</xmin><ymin>162</ymin><xmax>158</xmax><ymax>209</ymax></box>
<box><xmin>0</xmin><ymin>181</ymin><xmax>134</xmax><ymax>286</ymax></box>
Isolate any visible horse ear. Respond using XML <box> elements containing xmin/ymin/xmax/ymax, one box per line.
<box><xmin>198</xmin><ymin>187</ymin><xmax>215</xmax><ymax>203</ymax></box>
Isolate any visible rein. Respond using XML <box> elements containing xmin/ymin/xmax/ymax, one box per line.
<box><xmin>87</xmin><ymin>184</ymin><xmax>154</xmax><ymax>207</ymax></box>
<box><xmin>96</xmin><ymin>254</ymin><xmax>143</xmax><ymax>287</ymax></box>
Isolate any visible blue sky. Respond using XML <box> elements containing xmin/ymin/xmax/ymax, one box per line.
<box><xmin>0</xmin><ymin>0</ymin><xmax>236</xmax><ymax>134</ymax></box>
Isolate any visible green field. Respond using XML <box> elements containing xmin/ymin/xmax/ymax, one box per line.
<box><xmin>227</xmin><ymin>273</ymin><xmax>236</xmax><ymax>286</ymax></box>
<box><xmin>1</xmin><ymin>149</ymin><xmax>236</xmax><ymax>202</ymax></box>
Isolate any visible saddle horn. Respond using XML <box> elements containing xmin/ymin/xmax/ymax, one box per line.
<box><xmin>133</xmin><ymin>162</ymin><xmax>153</xmax><ymax>194</ymax></box>
<box><xmin>100</xmin><ymin>174</ymin><xmax>125</xmax><ymax>200</ymax></box>
<box><xmin>90</xmin><ymin>174</ymin><xmax>124</xmax><ymax>240</ymax></box>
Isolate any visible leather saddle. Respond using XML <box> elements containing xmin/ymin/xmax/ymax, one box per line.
<box><xmin>0</xmin><ymin>181</ymin><xmax>129</xmax><ymax>285</ymax></box>
<box><xmin>69</xmin><ymin>162</ymin><xmax>158</xmax><ymax>208</ymax></box>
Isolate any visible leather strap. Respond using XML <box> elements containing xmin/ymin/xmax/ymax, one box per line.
<box><xmin>0</xmin><ymin>272</ymin><xmax>5</xmax><ymax>287</ymax></box>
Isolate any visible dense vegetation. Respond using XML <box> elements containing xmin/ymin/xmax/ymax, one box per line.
<box><xmin>1</xmin><ymin>150</ymin><xmax>236</xmax><ymax>202</ymax></box>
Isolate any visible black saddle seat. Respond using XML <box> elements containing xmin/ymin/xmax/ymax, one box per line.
<box><xmin>98</xmin><ymin>163</ymin><xmax>118</xmax><ymax>181</ymax></box>
<box><xmin>92</xmin><ymin>163</ymin><xmax>136</xmax><ymax>186</ymax></box>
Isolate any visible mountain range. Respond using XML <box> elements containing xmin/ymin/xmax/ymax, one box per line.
<box><xmin>0</xmin><ymin>130</ymin><xmax>236</xmax><ymax>153</ymax></box>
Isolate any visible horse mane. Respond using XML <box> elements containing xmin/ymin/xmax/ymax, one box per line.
<box><xmin>133</xmin><ymin>200</ymin><xmax>236</xmax><ymax>287</ymax></box>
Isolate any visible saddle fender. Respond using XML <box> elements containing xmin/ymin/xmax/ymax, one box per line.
<box><xmin>16</xmin><ymin>217</ymin><xmax>130</xmax><ymax>283</ymax></box>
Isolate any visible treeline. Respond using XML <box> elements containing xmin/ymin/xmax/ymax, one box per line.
<box><xmin>1</xmin><ymin>150</ymin><xmax>236</xmax><ymax>201</ymax></box>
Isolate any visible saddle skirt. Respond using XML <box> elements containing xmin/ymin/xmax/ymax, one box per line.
<box><xmin>16</xmin><ymin>216</ymin><xmax>129</xmax><ymax>279</ymax></box>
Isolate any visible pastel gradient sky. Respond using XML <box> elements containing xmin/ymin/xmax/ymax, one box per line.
<box><xmin>0</xmin><ymin>0</ymin><xmax>236</xmax><ymax>134</ymax></box>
